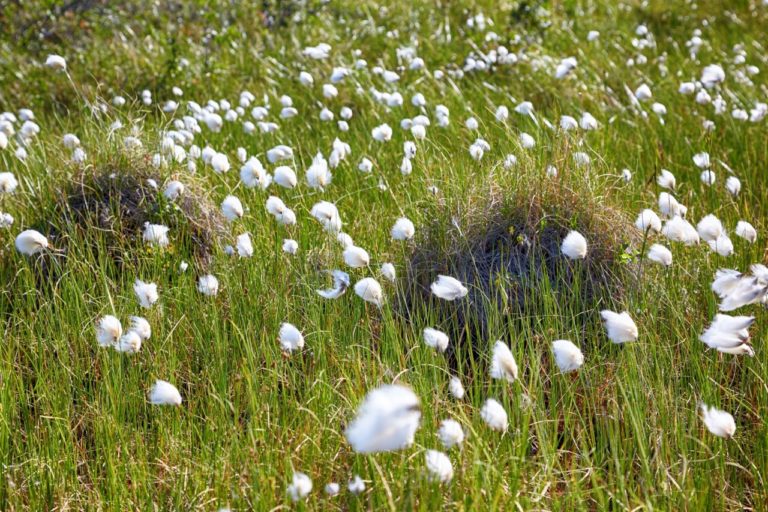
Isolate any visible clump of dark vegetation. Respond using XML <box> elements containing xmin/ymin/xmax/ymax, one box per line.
<box><xmin>54</xmin><ymin>166</ymin><xmax>225</xmax><ymax>272</ymax></box>
<box><xmin>0</xmin><ymin>163</ymin><xmax>226</xmax><ymax>313</ymax></box>
<box><xmin>260</xmin><ymin>0</ymin><xmax>329</xmax><ymax>28</ymax></box>
<box><xmin>397</xmin><ymin>181</ymin><xmax>636</xmax><ymax>371</ymax></box>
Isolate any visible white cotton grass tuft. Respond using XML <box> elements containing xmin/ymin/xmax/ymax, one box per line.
<box><xmin>96</xmin><ymin>315</ymin><xmax>122</xmax><ymax>347</ymax></box>
<box><xmin>15</xmin><ymin>229</ymin><xmax>49</xmax><ymax>256</ymax></box>
<box><xmin>116</xmin><ymin>331</ymin><xmax>142</xmax><ymax>353</ymax></box>
<box><xmin>354</xmin><ymin>277</ymin><xmax>384</xmax><ymax>307</ymax></box>
<box><xmin>693</xmin><ymin>152</ymin><xmax>711</xmax><ymax>169</ymax></box>
<box><xmin>480</xmin><ymin>398</ymin><xmax>508</xmax><ymax>431</ymax></box>
<box><xmin>696</xmin><ymin>214</ymin><xmax>724</xmax><ymax>242</ymax></box>
<box><xmin>555</xmin><ymin>57</ymin><xmax>578</xmax><ymax>79</ymax></box>
<box><xmin>662</xmin><ymin>216</ymin><xmax>700</xmax><ymax>245</ymax></box>
<box><xmin>133</xmin><ymin>279</ymin><xmax>159</xmax><ymax>308</ymax></box>
<box><xmin>324</xmin><ymin>482</ymin><xmax>340</xmax><ymax>497</ymax></box>
<box><xmin>391</xmin><ymin>217</ymin><xmax>415</xmax><ymax>240</ymax></box>
<box><xmin>380</xmin><ymin>262</ymin><xmax>396</xmax><ymax>282</ymax></box>
<box><xmin>337</xmin><ymin>232</ymin><xmax>354</xmax><ymax>248</ymax></box>
<box><xmin>305</xmin><ymin>152</ymin><xmax>332</xmax><ymax>190</ymax></box>
<box><xmin>210</xmin><ymin>152</ymin><xmax>230</xmax><ymax>173</ymax></box>
<box><xmin>197</xmin><ymin>274</ymin><xmax>219</xmax><ymax>296</ymax></box>
<box><xmin>712</xmin><ymin>268</ymin><xmax>745</xmax><ymax>299</ymax></box>
<box><xmin>130</xmin><ymin>316</ymin><xmax>151</xmax><ymax>340</ymax></box>
<box><xmin>560</xmin><ymin>115</ymin><xmax>578</xmax><ymax>131</ymax></box>
<box><xmin>490</xmin><ymin>340</ymin><xmax>518</xmax><ymax>383</ymax></box>
<box><xmin>600</xmin><ymin>310</ymin><xmax>638</xmax><ymax>343</ymax></box>
<box><xmin>310</xmin><ymin>201</ymin><xmax>342</xmax><ymax>233</ymax></box>
<box><xmin>273</xmin><ymin>166</ymin><xmax>297</xmax><ymax>189</ymax></box>
<box><xmin>236</xmin><ymin>233</ymin><xmax>254</xmax><ymax>258</ymax></box>
<box><xmin>699</xmin><ymin>403</ymin><xmax>736</xmax><ymax>439</ymax></box>
<box><xmin>699</xmin><ymin>314</ymin><xmax>754</xmax><ymax>356</ymax></box>
<box><xmin>561</xmin><ymin>230</ymin><xmax>588</xmax><ymax>259</ymax></box>
<box><xmin>449</xmin><ymin>376</ymin><xmax>465</xmax><ymax>399</ymax></box>
<box><xmin>658</xmin><ymin>192</ymin><xmax>686</xmax><ymax>219</ymax></box>
<box><xmin>647</xmin><ymin>244</ymin><xmax>673</xmax><ymax>266</ymax></box>
<box><xmin>372</xmin><ymin>123</ymin><xmax>393</xmax><ymax>142</ymax></box>
<box><xmin>344</xmin><ymin>384</ymin><xmax>421</xmax><ymax>453</ymax></box>
<box><xmin>701</xmin><ymin>64</ymin><xmax>725</xmax><ymax>88</ymax></box>
<box><xmin>634</xmin><ymin>83</ymin><xmax>652</xmax><ymax>101</ymax></box>
<box><xmin>149</xmin><ymin>380</ymin><xmax>182</xmax><ymax>406</ymax></box>
<box><xmin>581</xmin><ymin>112</ymin><xmax>599</xmax><ymax>130</ymax></box>
<box><xmin>519</xmin><ymin>132</ymin><xmax>535</xmax><ymax>149</ymax></box>
<box><xmin>221</xmin><ymin>195</ymin><xmax>244</xmax><ymax>221</ymax></box>
<box><xmin>430</xmin><ymin>275</ymin><xmax>468</xmax><ymax>301</ymax></box>
<box><xmin>657</xmin><ymin>169</ymin><xmax>676</xmax><ymax>189</ymax></box>
<box><xmin>400</xmin><ymin>156</ymin><xmax>413</xmax><ymax>175</ymax></box>
<box><xmin>239</xmin><ymin>158</ymin><xmax>271</xmax><ymax>189</ymax></box>
<box><xmin>734</xmin><ymin>221</ymin><xmax>757</xmax><ymax>243</ymax></box>
<box><xmin>282</xmin><ymin>239</ymin><xmax>299</xmax><ymax>255</ymax></box>
<box><xmin>316</xmin><ymin>270</ymin><xmax>350</xmax><ymax>299</ymax></box>
<box><xmin>469</xmin><ymin>138</ymin><xmax>489</xmax><ymax>162</ymax></box>
<box><xmin>266</xmin><ymin>196</ymin><xmax>297</xmax><ymax>226</ymax></box>
<box><xmin>437</xmin><ymin>419</ymin><xmax>465</xmax><ymax>449</ymax></box>
<box><xmin>347</xmin><ymin>475</ymin><xmax>366</xmax><ymax>495</ymax></box>
<box><xmin>45</xmin><ymin>54</ymin><xmax>67</xmax><ymax>70</ymax></box>
<box><xmin>515</xmin><ymin>101</ymin><xmax>534</xmax><ymax>116</ymax></box>
<box><xmin>551</xmin><ymin>339</ymin><xmax>584</xmax><ymax>373</ymax></box>
<box><xmin>287</xmin><ymin>472</ymin><xmax>313</xmax><ymax>502</ymax></box>
<box><xmin>423</xmin><ymin>328</ymin><xmax>449</xmax><ymax>352</ymax></box>
<box><xmin>358</xmin><ymin>158</ymin><xmax>373</xmax><ymax>173</ymax></box>
<box><xmin>573</xmin><ymin>152</ymin><xmax>591</xmax><ymax>167</ymax></box>
<box><xmin>0</xmin><ymin>172</ymin><xmax>19</xmax><ymax>193</ymax></box>
<box><xmin>163</xmin><ymin>180</ymin><xmax>184</xmax><ymax>200</ymax></box>
<box><xmin>142</xmin><ymin>223</ymin><xmax>170</xmax><ymax>247</ymax></box>
<box><xmin>726</xmin><ymin>176</ymin><xmax>741</xmax><ymax>196</ymax></box>
<box><xmin>0</xmin><ymin>212</ymin><xmax>14</xmax><ymax>229</ymax></box>
<box><xmin>343</xmin><ymin>245</ymin><xmax>370</xmax><ymax>268</ymax></box>
<box><xmin>700</xmin><ymin>169</ymin><xmax>716</xmax><ymax>186</ymax></box>
<box><xmin>425</xmin><ymin>450</ymin><xmax>454</xmax><ymax>483</ymax></box>
<box><xmin>279</xmin><ymin>322</ymin><xmax>304</xmax><ymax>352</ymax></box>
<box><xmin>635</xmin><ymin>209</ymin><xmax>662</xmax><ymax>233</ymax></box>
<box><xmin>266</xmin><ymin>145</ymin><xmax>293</xmax><ymax>163</ymax></box>
<box><xmin>707</xmin><ymin>234</ymin><xmax>733</xmax><ymax>257</ymax></box>
<box><xmin>711</xmin><ymin>269</ymin><xmax>767</xmax><ymax>312</ymax></box>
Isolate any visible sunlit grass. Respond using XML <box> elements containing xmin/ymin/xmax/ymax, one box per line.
<box><xmin>0</xmin><ymin>0</ymin><xmax>767</xmax><ymax>510</ymax></box>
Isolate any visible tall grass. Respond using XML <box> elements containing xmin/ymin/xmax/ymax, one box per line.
<box><xmin>0</xmin><ymin>0</ymin><xmax>767</xmax><ymax>509</ymax></box>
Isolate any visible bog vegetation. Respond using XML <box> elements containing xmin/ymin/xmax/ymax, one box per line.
<box><xmin>1</xmin><ymin>0</ymin><xmax>767</xmax><ymax>510</ymax></box>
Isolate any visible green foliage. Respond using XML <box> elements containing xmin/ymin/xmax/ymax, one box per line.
<box><xmin>0</xmin><ymin>0</ymin><xmax>767</xmax><ymax>510</ymax></box>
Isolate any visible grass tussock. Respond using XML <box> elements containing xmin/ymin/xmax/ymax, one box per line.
<box><xmin>399</xmin><ymin>178</ymin><xmax>636</xmax><ymax>368</ymax></box>
<box><xmin>55</xmin><ymin>165</ymin><xmax>225</xmax><ymax>271</ymax></box>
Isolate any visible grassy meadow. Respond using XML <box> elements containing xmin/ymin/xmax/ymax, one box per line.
<box><xmin>1</xmin><ymin>0</ymin><xmax>767</xmax><ymax>509</ymax></box>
